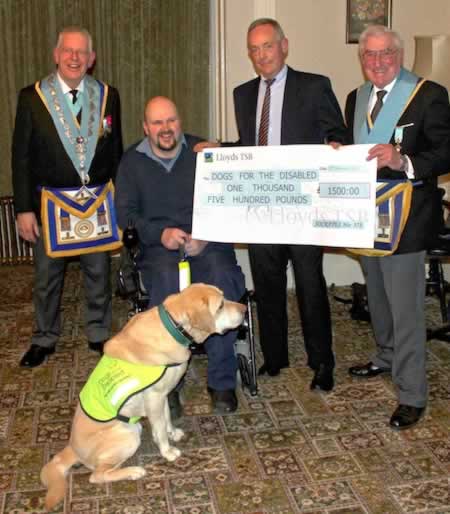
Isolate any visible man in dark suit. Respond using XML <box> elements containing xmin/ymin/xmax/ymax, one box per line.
<box><xmin>12</xmin><ymin>26</ymin><xmax>123</xmax><ymax>368</ymax></box>
<box><xmin>345</xmin><ymin>25</ymin><xmax>450</xmax><ymax>429</ymax></box>
<box><xmin>231</xmin><ymin>18</ymin><xmax>347</xmax><ymax>390</ymax></box>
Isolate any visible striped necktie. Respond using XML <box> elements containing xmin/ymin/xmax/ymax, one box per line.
<box><xmin>258</xmin><ymin>78</ymin><xmax>275</xmax><ymax>146</ymax></box>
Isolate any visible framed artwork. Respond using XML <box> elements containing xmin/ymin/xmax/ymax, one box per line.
<box><xmin>346</xmin><ymin>0</ymin><xmax>392</xmax><ymax>44</ymax></box>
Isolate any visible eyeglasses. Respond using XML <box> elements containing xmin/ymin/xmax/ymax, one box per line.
<box><xmin>362</xmin><ymin>48</ymin><xmax>398</xmax><ymax>62</ymax></box>
<box><xmin>60</xmin><ymin>47</ymin><xmax>90</xmax><ymax>58</ymax></box>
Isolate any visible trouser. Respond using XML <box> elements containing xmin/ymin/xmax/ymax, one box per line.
<box><xmin>248</xmin><ymin>243</ymin><xmax>334</xmax><ymax>371</ymax></box>
<box><xmin>361</xmin><ymin>251</ymin><xmax>427</xmax><ymax>407</ymax></box>
<box><xmin>140</xmin><ymin>243</ymin><xmax>245</xmax><ymax>390</ymax></box>
<box><xmin>31</xmin><ymin>236</ymin><xmax>112</xmax><ymax>349</ymax></box>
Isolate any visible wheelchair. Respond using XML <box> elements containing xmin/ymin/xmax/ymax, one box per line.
<box><xmin>116</xmin><ymin>224</ymin><xmax>150</xmax><ymax>319</ymax></box>
<box><xmin>235</xmin><ymin>290</ymin><xmax>258</xmax><ymax>396</ymax></box>
<box><xmin>116</xmin><ymin>224</ymin><xmax>258</xmax><ymax>396</ymax></box>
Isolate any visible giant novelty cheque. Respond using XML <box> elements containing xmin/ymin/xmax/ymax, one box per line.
<box><xmin>192</xmin><ymin>144</ymin><xmax>377</xmax><ymax>248</ymax></box>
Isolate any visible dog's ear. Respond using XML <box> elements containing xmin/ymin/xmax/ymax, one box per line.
<box><xmin>186</xmin><ymin>295</ymin><xmax>217</xmax><ymax>336</ymax></box>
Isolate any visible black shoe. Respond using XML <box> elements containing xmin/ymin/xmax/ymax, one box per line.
<box><xmin>349</xmin><ymin>361</ymin><xmax>391</xmax><ymax>378</ymax></box>
<box><xmin>310</xmin><ymin>364</ymin><xmax>334</xmax><ymax>392</ymax></box>
<box><xmin>19</xmin><ymin>345</ymin><xmax>55</xmax><ymax>368</ymax></box>
<box><xmin>208</xmin><ymin>388</ymin><xmax>238</xmax><ymax>413</ymax></box>
<box><xmin>168</xmin><ymin>390</ymin><xmax>183</xmax><ymax>421</ymax></box>
<box><xmin>258</xmin><ymin>363</ymin><xmax>281</xmax><ymax>377</ymax></box>
<box><xmin>389</xmin><ymin>404</ymin><xmax>425</xmax><ymax>430</ymax></box>
<box><xmin>88</xmin><ymin>341</ymin><xmax>105</xmax><ymax>354</ymax></box>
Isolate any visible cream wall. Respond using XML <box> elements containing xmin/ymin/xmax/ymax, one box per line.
<box><xmin>219</xmin><ymin>0</ymin><xmax>450</xmax><ymax>287</ymax></box>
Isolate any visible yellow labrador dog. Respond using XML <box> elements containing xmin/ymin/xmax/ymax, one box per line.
<box><xmin>41</xmin><ymin>283</ymin><xmax>246</xmax><ymax>511</ymax></box>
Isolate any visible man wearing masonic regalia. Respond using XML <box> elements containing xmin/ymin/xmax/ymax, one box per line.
<box><xmin>12</xmin><ymin>26</ymin><xmax>123</xmax><ymax>368</ymax></box>
<box><xmin>346</xmin><ymin>25</ymin><xmax>450</xmax><ymax>430</ymax></box>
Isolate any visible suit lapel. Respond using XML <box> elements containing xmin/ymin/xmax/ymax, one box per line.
<box><xmin>281</xmin><ymin>67</ymin><xmax>297</xmax><ymax>144</ymax></box>
<box><xmin>246</xmin><ymin>78</ymin><xmax>260</xmax><ymax>144</ymax></box>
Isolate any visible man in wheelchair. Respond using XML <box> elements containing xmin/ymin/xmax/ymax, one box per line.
<box><xmin>115</xmin><ymin>96</ymin><xmax>246</xmax><ymax>414</ymax></box>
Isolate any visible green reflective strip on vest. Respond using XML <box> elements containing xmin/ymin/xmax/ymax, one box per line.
<box><xmin>79</xmin><ymin>355</ymin><xmax>167</xmax><ymax>423</ymax></box>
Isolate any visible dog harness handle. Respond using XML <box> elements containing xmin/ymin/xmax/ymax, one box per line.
<box><xmin>178</xmin><ymin>243</ymin><xmax>191</xmax><ymax>291</ymax></box>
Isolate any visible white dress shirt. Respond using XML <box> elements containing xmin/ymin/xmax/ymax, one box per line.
<box><xmin>255</xmin><ymin>65</ymin><xmax>288</xmax><ymax>146</ymax></box>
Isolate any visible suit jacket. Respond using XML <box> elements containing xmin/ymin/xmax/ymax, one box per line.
<box><xmin>12</xmin><ymin>79</ymin><xmax>123</xmax><ymax>219</ymax></box>
<box><xmin>232</xmin><ymin>66</ymin><xmax>347</xmax><ymax>146</ymax></box>
<box><xmin>345</xmin><ymin>80</ymin><xmax>450</xmax><ymax>253</ymax></box>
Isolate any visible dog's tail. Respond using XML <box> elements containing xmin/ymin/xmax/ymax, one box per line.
<box><xmin>41</xmin><ymin>445</ymin><xmax>79</xmax><ymax>511</ymax></box>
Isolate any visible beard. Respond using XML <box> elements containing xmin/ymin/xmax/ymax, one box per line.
<box><xmin>156</xmin><ymin>130</ymin><xmax>178</xmax><ymax>153</ymax></box>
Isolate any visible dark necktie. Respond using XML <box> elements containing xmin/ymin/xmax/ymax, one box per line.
<box><xmin>258</xmin><ymin>78</ymin><xmax>275</xmax><ymax>146</ymax></box>
<box><xmin>69</xmin><ymin>89</ymin><xmax>82</xmax><ymax>123</ymax></box>
<box><xmin>370</xmin><ymin>89</ymin><xmax>387</xmax><ymax>124</ymax></box>
<box><xmin>69</xmin><ymin>89</ymin><xmax>78</xmax><ymax>104</ymax></box>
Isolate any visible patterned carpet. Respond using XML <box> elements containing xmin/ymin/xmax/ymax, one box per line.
<box><xmin>1</xmin><ymin>262</ymin><xmax>450</xmax><ymax>514</ymax></box>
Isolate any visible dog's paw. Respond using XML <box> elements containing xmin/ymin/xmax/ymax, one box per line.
<box><xmin>161</xmin><ymin>446</ymin><xmax>181</xmax><ymax>462</ymax></box>
<box><xmin>127</xmin><ymin>466</ymin><xmax>147</xmax><ymax>480</ymax></box>
<box><xmin>169</xmin><ymin>428</ymin><xmax>184</xmax><ymax>442</ymax></box>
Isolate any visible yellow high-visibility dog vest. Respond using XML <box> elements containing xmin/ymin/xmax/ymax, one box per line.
<box><xmin>79</xmin><ymin>354</ymin><xmax>168</xmax><ymax>423</ymax></box>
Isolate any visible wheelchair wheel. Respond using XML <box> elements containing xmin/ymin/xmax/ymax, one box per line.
<box><xmin>237</xmin><ymin>353</ymin><xmax>257</xmax><ymax>396</ymax></box>
<box><xmin>237</xmin><ymin>353</ymin><xmax>251</xmax><ymax>387</ymax></box>
<box><xmin>235</xmin><ymin>290</ymin><xmax>258</xmax><ymax>396</ymax></box>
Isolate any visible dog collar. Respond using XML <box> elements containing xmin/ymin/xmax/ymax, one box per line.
<box><xmin>158</xmin><ymin>304</ymin><xmax>196</xmax><ymax>348</ymax></box>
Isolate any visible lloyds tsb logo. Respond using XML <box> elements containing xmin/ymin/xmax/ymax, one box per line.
<box><xmin>204</xmin><ymin>152</ymin><xmax>213</xmax><ymax>163</ymax></box>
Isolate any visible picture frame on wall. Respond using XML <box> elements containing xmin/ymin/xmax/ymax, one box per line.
<box><xmin>346</xmin><ymin>0</ymin><xmax>392</xmax><ymax>44</ymax></box>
